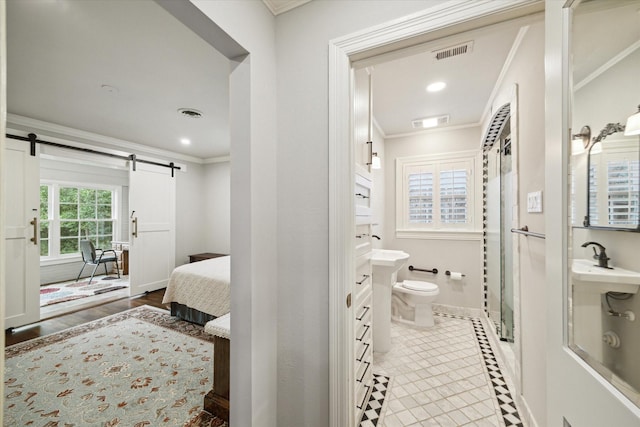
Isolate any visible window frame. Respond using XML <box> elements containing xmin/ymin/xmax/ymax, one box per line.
<box><xmin>40</xmin><ymin>180</ymin><xmax>121</xmax><ymax>264</ymax></box>
<box><xmin>396</xmin><ymin>150</ymin><xmax>482</xmax><ymax>240</ymax></box>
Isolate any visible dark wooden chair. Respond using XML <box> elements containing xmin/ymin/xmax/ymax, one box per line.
<box><xmin>76</xmin><ymin>240</ymin><xmax>120</xmax><ymax>284</ymax></box>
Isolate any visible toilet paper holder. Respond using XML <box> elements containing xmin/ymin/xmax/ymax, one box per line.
<box><xmin>445</xmin><ymin>270</ymin><xmax>465</xmax><ymax>277</ymax></box>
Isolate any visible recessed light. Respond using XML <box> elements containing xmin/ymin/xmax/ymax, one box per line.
<box><xmin>180</xmin><ymin>138</ymin><xmax>191</xmax><ymax>145</ymax></box>
<box><xmin>426</xmin><ymin>81</ymin><xmax>446</xmax><ymax>92</ymax></box>
<box><xmin>411</xmin><ymin>115</ymin><xmax>450</xmax><ymax>129</ymax></box>
<box><xmin>421</xmin><ymin>117</ymin><xmax>439</xmax><ymax>128</ymax></box>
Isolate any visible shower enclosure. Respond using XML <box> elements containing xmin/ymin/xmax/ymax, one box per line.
<box><xmin>484</xmin><ymin>114</ymin><xmax>514</xmax><ymax>342</ymax></box>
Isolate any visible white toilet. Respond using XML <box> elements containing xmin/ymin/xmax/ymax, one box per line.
<box><xmin>392</xmin><ymin>280</ymin><xmax>439</xmax><ymax>327</ymax></box>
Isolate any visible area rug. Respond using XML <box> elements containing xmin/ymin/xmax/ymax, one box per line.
<box><xmin>4</xmin><ymin>305</ymin><xmax>227</xmax><ymax>427</ymax></box>
<box><xmin>40</xmin><ymin>275</ymin><xmax>129</xmax><ymax>307</ymax></box>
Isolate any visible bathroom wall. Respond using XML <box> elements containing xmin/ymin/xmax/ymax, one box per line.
<box><xmin>371</xmin><ymin>123</ymin><xmax>385</xmax><ymax>248</ymax></box>
<box><xmin>383</xmin><ymin>126</ymin><xmax>484</xmax><ymax>310</ymax></box>
<box><xmin>485</xmin><ymin>19</ymin><xmax>546</xmax><ymax>424</ymax></box>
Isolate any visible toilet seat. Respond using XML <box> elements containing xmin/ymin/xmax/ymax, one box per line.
<box><xmin>402</xmin><ymin>280</ymin><xmax>438</xmax><ymax>292</ymax></box>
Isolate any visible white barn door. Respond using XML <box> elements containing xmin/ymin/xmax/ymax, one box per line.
<box><xmin>3</xmin><ymin>139</ymin><xmax>40</xmax><ymax>329</ymax></box>
<box><xmin>128</xmin><ymin>162</ymin><xmax>175</xmax><ymax>295</ymax></box>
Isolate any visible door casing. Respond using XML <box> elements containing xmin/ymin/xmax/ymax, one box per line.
<box><xmin>329</xmin><ymin>1</ymin><xmax>543</xmax><ymax>425</ymax></box>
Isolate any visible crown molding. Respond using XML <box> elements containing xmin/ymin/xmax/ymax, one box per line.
<box><xmin>262</xmin><ymin>0</ymin><xmax>311</xmax><ymax>16</ymax></box>
<box><xmin>575</xmin><ymin>39</ymin><xmax>640</xmax><ymax>92</ymax></box>
<box><xmin>6</xmin><ymin>113</ymin><xmax>204</xmax><ymax>165</ymax></box>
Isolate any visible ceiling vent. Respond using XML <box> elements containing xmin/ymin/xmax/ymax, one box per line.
<box><xmin>178</xmin><ymin>108</ymin><xmax>203</xmax><ymax>118</ymax></box>
<box><xmin>412</xmin><ymin>115</ymin><xmax>450</xmax><ymax>129</ymax></box>
<box><xmin>433</xmin><ymin>41</ymin><xmax>474</xmax><ymax>61</ymax></box>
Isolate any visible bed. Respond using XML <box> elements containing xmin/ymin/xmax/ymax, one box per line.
<box><xmin>162</xmin><ymin>255</ymin><xmax>230</xmax><ymax>325</ymax></box>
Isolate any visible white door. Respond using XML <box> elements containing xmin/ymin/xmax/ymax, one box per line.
<box><xmin>3</xmin><ymin>139</ymin><xmax>40</xmax><ymax>329</ymax></box>
<box><xmin>128</xmin><ymin>162</ymin><xmax>176</xmax><ymax>295</ymax></box>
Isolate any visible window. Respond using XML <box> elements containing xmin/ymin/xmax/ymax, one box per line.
<box><xmin>607</xmin><ymin>159</ymin><xmax>639</xmax><ymax>225</ymax></box>
<box><xmin>397</xmin><ymin>151</ymin><xmax>479</xmax><ymax>237</ymax></box>
<box><xmin>588</xmin><ymin>143</ymin><xmax>639</xmax><ymax>227</ymax></box>
<box><xmin>40</xmin><ymin>182</ymin><xmax>119</xmax><ymax>259</ymax></box>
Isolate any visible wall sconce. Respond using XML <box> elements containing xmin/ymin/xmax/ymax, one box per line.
<box><xmin>371</xmin><ymin>152</ymin><xmax>381</xmax><ymax>169</ymax></box>
<box><xmin>624</xmin><ymin>105</ymin><xmax>640</xmax><ymax>136</ymax></box>
<box><xmin>571</xmin><ymin>125</ymin><xmax>591</xmax><ymax>154</ymax></box>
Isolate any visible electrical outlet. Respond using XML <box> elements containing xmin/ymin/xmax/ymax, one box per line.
<box><xmin>527</xmin><ymin>191</ymin><xmax>542</xmax><ymax>213</ymax></box>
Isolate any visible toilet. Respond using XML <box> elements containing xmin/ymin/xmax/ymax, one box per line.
<box><xmin>391</xmin><ymin>280</ymin><xmax>439</xmax><ymax>327</ymax></box>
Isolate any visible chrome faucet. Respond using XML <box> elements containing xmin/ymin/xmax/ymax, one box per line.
<box><xmin>581</xmin><ymin>241</ymin><xmax>611</xmax><ymax>269</ymax></box>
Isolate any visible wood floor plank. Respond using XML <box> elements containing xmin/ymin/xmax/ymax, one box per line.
<box><xmin>5</xmin><ymin>289</ymin><xmax>167</xmax><ymax>347</ymax></box>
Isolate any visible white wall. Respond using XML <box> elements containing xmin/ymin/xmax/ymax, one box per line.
<box><xmin>203</xmin><ymin>161</ymin><xmax>230</xmax><ymax>255</ymax></box>
<box><xmin>274</xmin><ymin>2</ymin><xmax>443</xmax><ymax>425</ymax></box>
<box><xmin>383</xmin><ymin>127</ymin><xmax>483</xmax><ymax>309</ymax></box>
<box><xmin>487</xmin><ymin>19</ymin><xmax>546</xmax><ymax>425</ymax></box>
<box><xmin>371</xmin><ymin>124</ymin><xmax>385</xmax><ymax>247</ymax></box>
<box><xmin>187</xmin><ymin>1</ymin><xmax>279</xmax><ymax>425</ymax></box>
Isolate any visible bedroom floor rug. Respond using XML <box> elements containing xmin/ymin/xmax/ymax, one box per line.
<box><xmin>4</xmin><ymin>305</ymin><xmax>227</xmax><ymax>427</ymax></box>
<box><xmin>40</xmin><ymin>274</ymin><xmax>130</xmax><ymax>307</ymax></box>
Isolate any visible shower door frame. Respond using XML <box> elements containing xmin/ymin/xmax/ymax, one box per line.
<box><xmin>481</xmin><ymin>86</ymin><xmax>523</xmax><ymax>392</ymax></box>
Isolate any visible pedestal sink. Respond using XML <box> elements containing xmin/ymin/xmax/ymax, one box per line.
<box><xmin>371</xmin><ymin>249</ymin><xmax>410</xmax><ymax>353</ymax></box>
<box><xmin>572</xmin><ymin>259</ymin><xmax>640</xmax><ymax>361</ymax></box>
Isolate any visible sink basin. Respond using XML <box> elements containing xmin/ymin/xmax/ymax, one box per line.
<box><xmin>371</xmin><ymin>249</ymin><xmax>410</xmax><ymax>268</ymax></box>
<box><xmin>572</xmin><ymin>259</ymin><xmax>640</xmax><ymax>294</ymax></box>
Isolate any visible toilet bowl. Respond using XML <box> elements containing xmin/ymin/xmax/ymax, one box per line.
<box><xmin>392</xmin><ymin>280</ymin><xmax>439</xmax><ymax>327</ymax></box>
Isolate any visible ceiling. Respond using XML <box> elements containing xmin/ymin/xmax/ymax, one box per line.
<box><xmin>368</xmin><ymin>18</ymin><xmax>529</xmax><ymax>137</ymax></box>
<box><xmin>7</xmin><ymin>0</ymin><xmax>231</xmax><ymax>160</ymax></box>
<box><xmin>7</xmin><ymin>1</ymin><xmax>628</xmax><ymax>162</ymax></box>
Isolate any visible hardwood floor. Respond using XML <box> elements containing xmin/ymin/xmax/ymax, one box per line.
<box><xmin>5</xmin><ymin>289</ymin><xmax>167</xmax><ymax>347</ymax></box>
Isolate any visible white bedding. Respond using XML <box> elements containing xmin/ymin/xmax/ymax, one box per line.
<box><xmin>162</xmin><ymin>255</ymin><xmax>230</xmax><ymax>317</ymax></box>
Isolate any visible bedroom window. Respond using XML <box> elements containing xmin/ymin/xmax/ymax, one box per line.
<box><xmin>396</xmin><ymin>151</ymin><xmax>480</xmax><ymax>238</ymax></box>
<box><xmin>40</xmin><ymin>182</ymin><xmax>119</xmax><ymax>259</ymax></box>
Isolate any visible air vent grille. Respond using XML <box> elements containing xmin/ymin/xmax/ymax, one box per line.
<box><xmin>433</xmin><ymin>41</ymin><xmax>473</xmax><ymax>60</ymax></box>
<box><xmin>412</xmin><ymin>115</ymin><xmax>450</xmax><ymax>129</ymax></box>
<box><xmin>178</xmin><ymin>108</ymin><xmax>203</xmax><ymax>118</ymax></box>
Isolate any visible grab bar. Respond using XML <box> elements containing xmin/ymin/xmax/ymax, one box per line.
<box><xmin>408</xmin><ymin>265</ymin><xmax>438</xmax><ymax>274</ymax></box>
<box><xmin>510</xmin><ymin>225</ymin><xmax>545</xmax><ymax>239</ymax></box>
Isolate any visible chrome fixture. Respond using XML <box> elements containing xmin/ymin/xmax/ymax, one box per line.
<box><xmin>581</xmin><ymin>241</ymin><xmax>610</xmax><ymax>269</ymax></box>
<box><xmin>572</xmin><ymin>125</ymin><xmax>591</xmax><ymax>150</ymax></box>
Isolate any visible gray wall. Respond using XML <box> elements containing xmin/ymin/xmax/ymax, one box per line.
<box><xmin>274</xmin><ymin>2</ymin><xmax>443</xmax><ymax>425</ymax></box>
<box><xmin>486</xmin><ymin>19</ymin><xmax>546</xmax><ymax>423</ymax></box>
<box><xmin>382</xmin><ymin>126</ymin><xmax>484</xmax><ymax>310</ymax></box>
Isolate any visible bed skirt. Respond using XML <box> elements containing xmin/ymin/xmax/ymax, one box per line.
<box><xmin>170</xmin><ymin>302</ymin><xmax>216</xmax><ymax>326</ymax></box>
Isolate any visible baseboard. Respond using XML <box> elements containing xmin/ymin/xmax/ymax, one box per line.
<box><xmin>432</xmin><ymin>303</ymin><xmax>482</xmax><ymax>318</ymax></box>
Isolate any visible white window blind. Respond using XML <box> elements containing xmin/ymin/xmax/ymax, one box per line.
<box><xmin>588</xmin><ymin>163</ymin><xmax>599</xmax><ymax>225</ymax></box>
<box><xmin>408</xmin><ymin>171</ymin><xmax>433</xmax><ymax>223</ymax></box>
<box><xmin>397</xmin><ymin>152</ymin><xmax>478</xmax><ymax>234</ymax></box>
<box><xmin>607</xmin><ymin>159</ymin><xmax>639</xmax><ymax>225</ymax></box>
<box><xmin>439</xmin><ymin>169</ymin><xmax>468</xmax><ymax>223</ymax></box>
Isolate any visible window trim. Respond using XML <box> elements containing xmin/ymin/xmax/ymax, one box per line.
<box><xmin>396</xmin><ymin>150</ymin><xmax>481</xmax><ymax>238</ymax></box>
<box><xmin>40</xmin><ymin>180</ymin><xmax>121</xmax><ymax>263</ymax></box>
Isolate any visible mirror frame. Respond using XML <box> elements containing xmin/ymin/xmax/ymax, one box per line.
<box><xmin>583</xmin><ymin>128</ymin><xmax>640</xmax><ymax>232</ymax></box>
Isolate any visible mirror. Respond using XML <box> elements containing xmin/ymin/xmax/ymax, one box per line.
<box><xmin>584</xmin><ymin>135</ymin><xmax>639</xmax><ymax>230</ymax></box>
<box><xmin>570</xmin><ymin>0</ymin><xmax>640</xmax><ymax>231</ymax></box>
<box><xmin>568</xmin><ymin>0</ymin><xmax>640</xmax><ymax>409</ymax></box>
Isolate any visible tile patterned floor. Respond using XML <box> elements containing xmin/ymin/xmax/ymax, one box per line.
<box><xmin>360</xmin><ymin>313</ymin><xmax>525</xmax><ymax>427</ymax></box>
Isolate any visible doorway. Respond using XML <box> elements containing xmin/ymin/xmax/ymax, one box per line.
<box><xmin>329</xmin><ymin>2</ymin><xmax>540</xmax><ymax>425</ymax></box>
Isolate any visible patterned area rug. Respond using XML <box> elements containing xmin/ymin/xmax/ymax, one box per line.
<box><xmin>4</xmin><ymin>306</ymin><xmax>227</xmax><ymax>427</ymax></box>
<box><xmin>40</xmin><ymin>275</ymin><xmax>129</xmax><ymax>307</ymax></box>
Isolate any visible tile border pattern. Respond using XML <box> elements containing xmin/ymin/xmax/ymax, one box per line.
<box><xmin>359</xmin><ymin>373</ymin><xmax>391</xmax><ymax>426</ymax></box>
<box><xmin>359</xmin><ymin>313</ymin><xmax>525</xmax><ymax>427</ymax></box>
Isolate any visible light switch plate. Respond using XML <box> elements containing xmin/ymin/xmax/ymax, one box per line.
<box><xmin>527</xmin><ymin>191</ymin><xmax>543</xmax><ymax>213</ymax></box>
